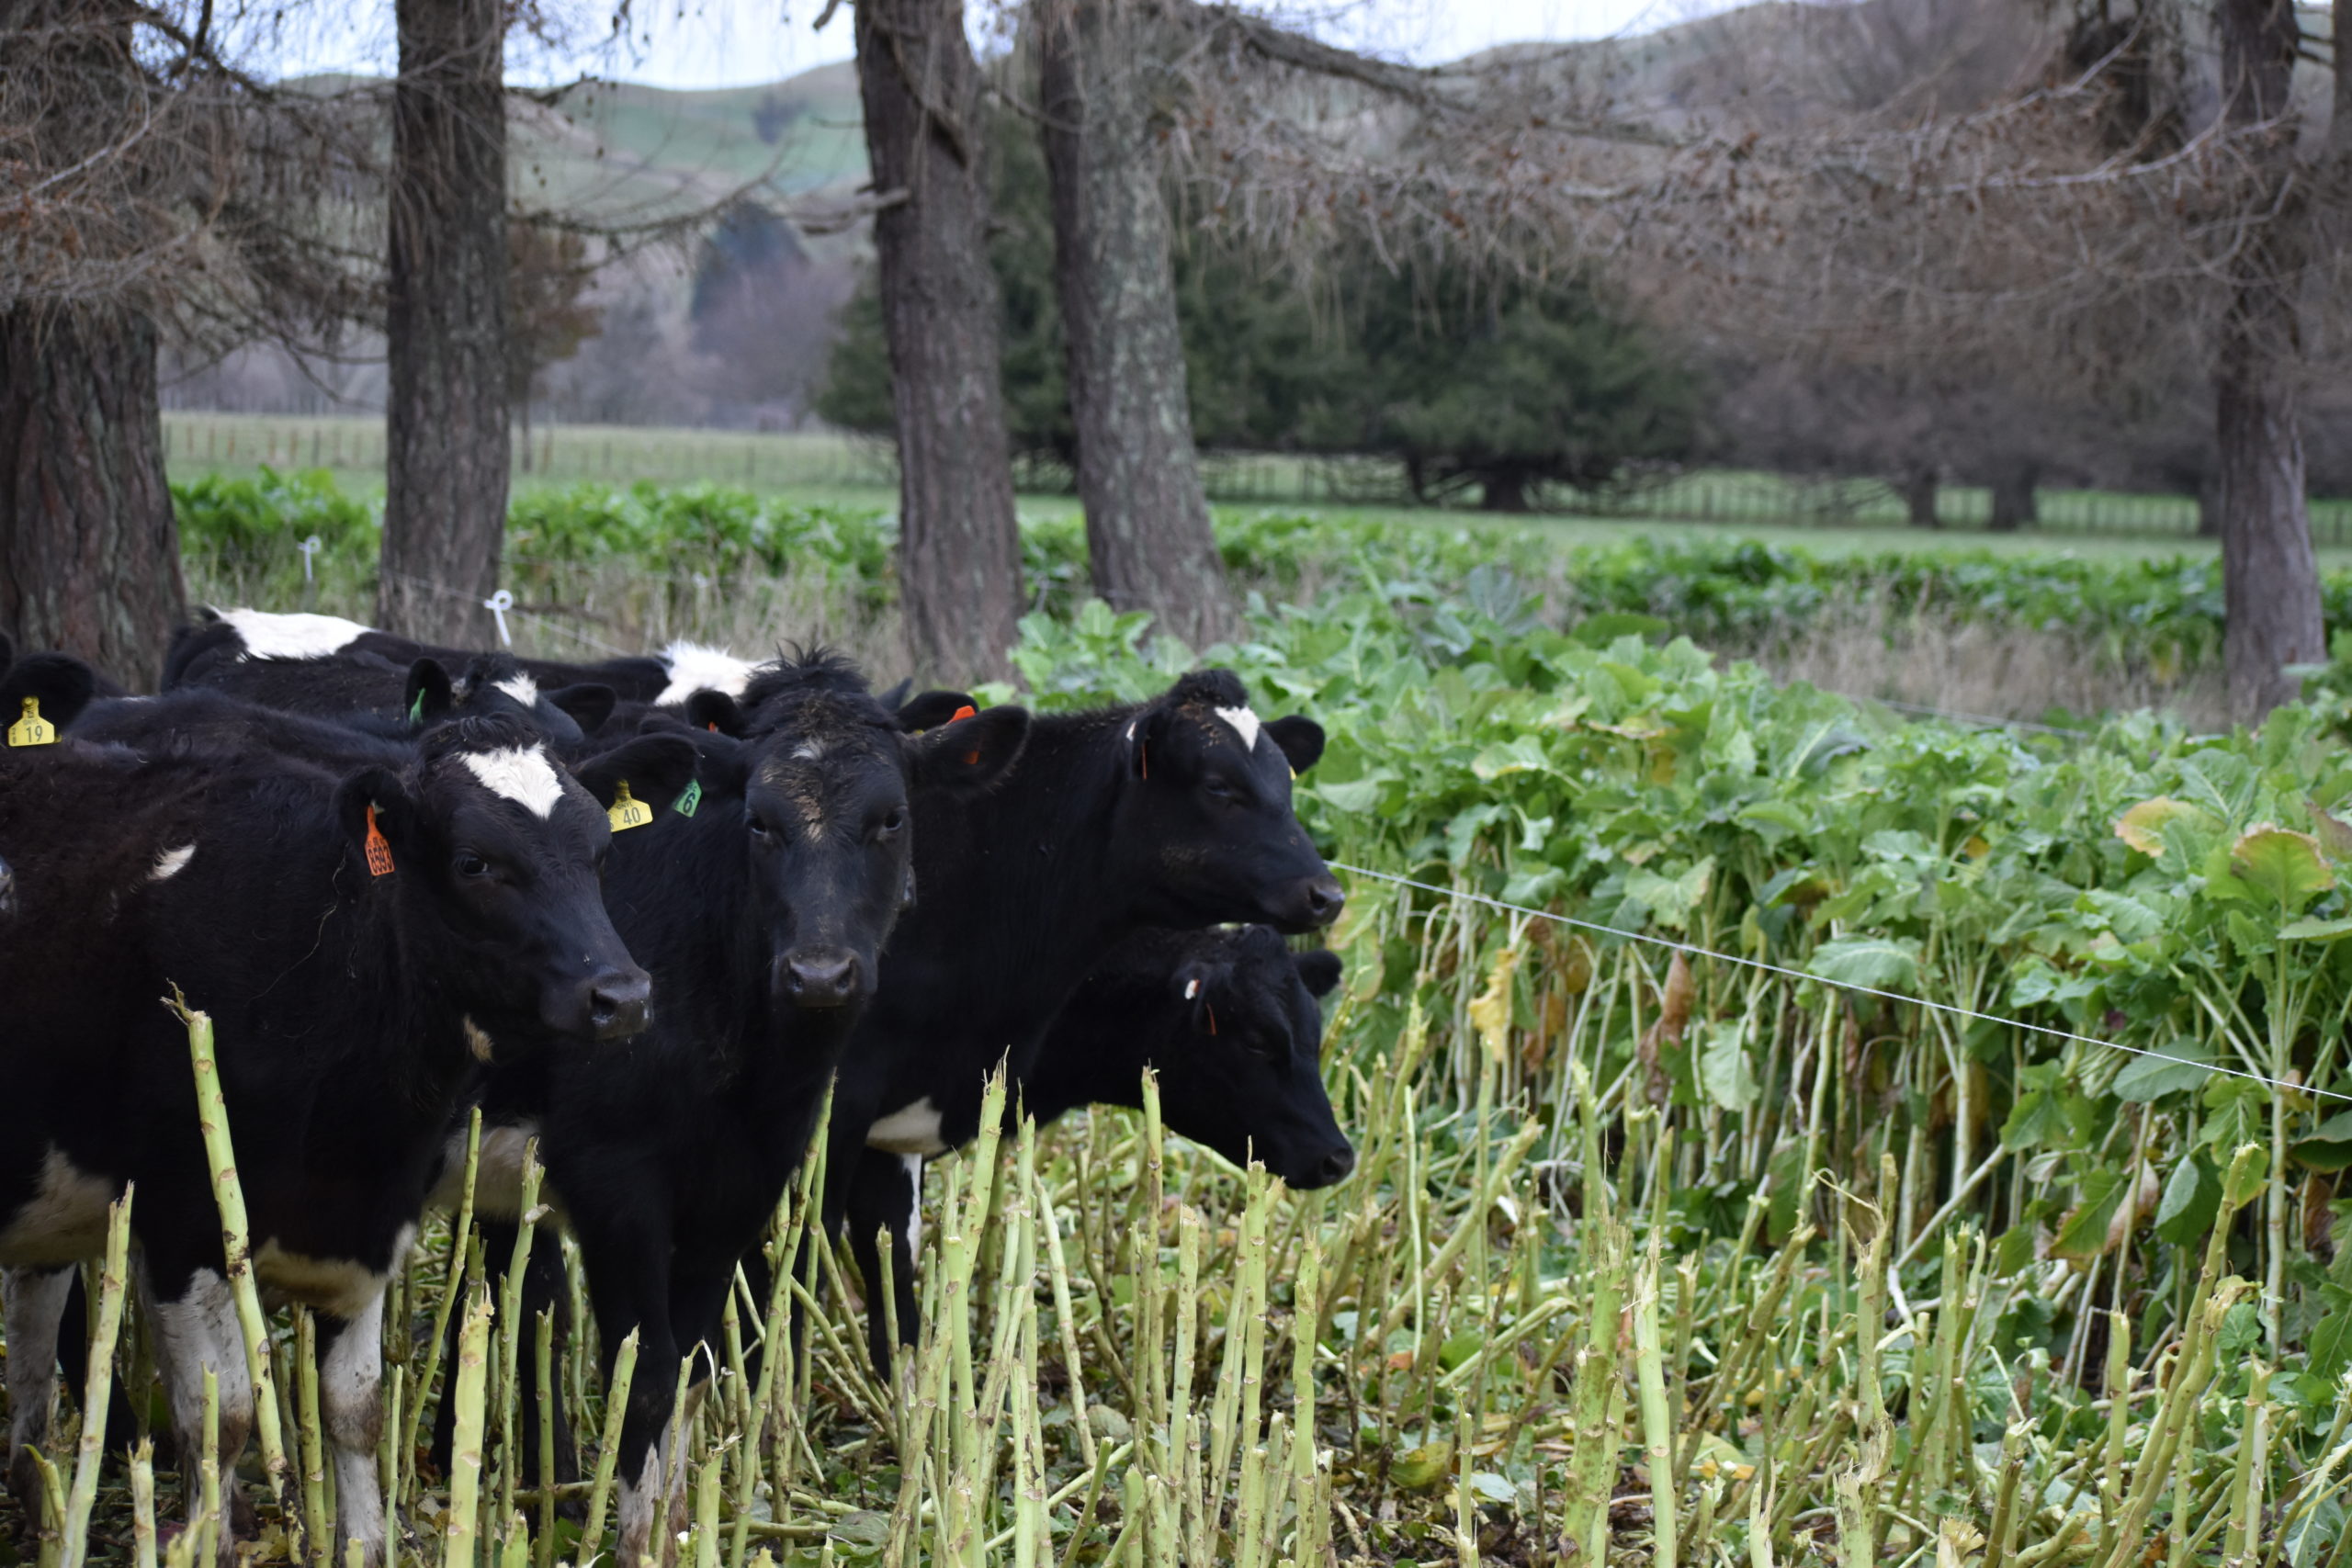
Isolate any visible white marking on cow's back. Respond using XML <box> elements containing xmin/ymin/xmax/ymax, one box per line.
<box><xmin>0</xmin><ymin>1146</ymin><xmax>115</xmax><ymax>1266</ymax></box>
<box><xmin>150</xmin><ymin>843</ymin><xmax>196</xmax><ymax>883</ymax></box>
<box><xmin>220</xmin><ymin>608</ymin><xmax>373</xmax><ymax>660</ymax></box>
<box><xmin>868</xmin><ymin>1098</ymin><xmax>949</xmax><ymax>1157</ymax></box>
<box><xmin>458</xmin><ymin>745</ymin><xmax>567</xmax><ymax>818</ymax></box>
<box><xmin>1215</xmin><ymin>705</ymin><xmax>1263</xmax><ymax>750</ymax></box>
<box><xmin>900</xmin><ymin>1153</ymin><xmax>924</xmax><ymax>1255</ymax></box>
<box><xmin>656</xmin><ymin>640</ymin><xmax>754</xmax><ymax>705</ymax></box>
<box><xmin>491</xmin><ymin>673</ymin><xmax>539</xmax><ymax>707</ymax></box>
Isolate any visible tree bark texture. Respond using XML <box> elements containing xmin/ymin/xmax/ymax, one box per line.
<box><xmin>1040</xmin><ymin>0</ymin><xmax>1237</xmax><ymax>649</ymax></box>
<box><xmin>2212</xmin><ymin>0</ymin><xmax>2323</xmax><ymax>721</ymax></box>
<box><xmin>1895</xmin><ymin>467</ymin><xmax>1939</xmax><ymax>528</ymax></box>
<box><xmin>854</xmin><ymin>0</ymin><xmax>1023</xmax><ymax>683</ymax></box>
<box><xmin>0</xmin><ymin>305</ymin><xmax>184</xmax><ymax>688</ymax></box>
<box><xmin>379</xmin><ymin>0</ymin><xmax>511</xmax><ymax>645</ymax></box>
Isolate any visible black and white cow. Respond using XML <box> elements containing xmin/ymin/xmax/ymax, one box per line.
<box><xmin>844</xmin><ymin>925</ymin><xmax>1353</xmax><ymax>1371</ymax></box>
<box><xmin>820</xmin><ymin>668</ymin><xmax>1341</xmax><ymax>1305</ymax></box>
<box><xmin>167</xmin><ymin>608</ymin><xmax>759</xmax><ymax>713</ymax></box>
<box><xmin>0</xmin><ymin>707</ymin><xmax>693</xmax><ymax>1562</ymax></box>
<box><xmin>435</xmin><ymin>654</ymin><xmax>1027</xmax><ymax>1566</ymax></box>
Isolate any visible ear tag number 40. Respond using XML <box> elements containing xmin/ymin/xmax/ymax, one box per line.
<box><xmin>8</xmin><ymin>696</ymin><xmax>56</xmax><ymax>748</ymax></box>
<box><xmin>608</xmin><ymin>781</ymin><xmax>654</xmax><ymax>832</ymax></box>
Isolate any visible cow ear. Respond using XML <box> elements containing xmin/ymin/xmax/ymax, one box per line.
<box><xmin>1170</xmin><ymin>961</ymin><xmax>1230</xmax><ymax>1034</ymax></box>
<box><xmin>334</xmin><ymin>767</ymin><xmax>418</xmax><ymax>861</ymax></box>
<box><xmin>571</xmin><ymin>733</ymin><xmax>700</xmax><ymax>815</ymax></box>
<box><xmin>896</xmin><ymin>688</ymin><xmax>978</xmax><ymax>732</ymax></box>
<box><xmin>684</xmin><ymin>690</ymin><xmax>745</xmax><ymax>738</ymax></box>
<box><xmin>908</xmin><ymin>705</ymin><xmax>1029</xmax><ymax>795</ymax></box>
<box><xmin>546</xmin><ymin>682</ymin><xmax>617</xmax><ymax>738</ymax></box>
<box><xmin>1264</xmin><ymin>716</ymin><xmax>1325</xmax><ymax>776</ymax></box>
<box><xmin>403</xmin><ymin>660</ymin><xmax>455</xmax><ymax>727</ymax></box>
<box><xmin>1294</xmin><ymin>949</ymin><xmax>1343</xmax><ymax>998</ymax></box>
<box><xmin>0</xmin><ymin>653</ymin><xmax>98</xmax><ymax>735</ymax></box>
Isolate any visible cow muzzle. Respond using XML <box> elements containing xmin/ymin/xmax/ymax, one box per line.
<box><xmin>548</xmin><ymin>964</ymin><xmax>652</xmax><ymax>1042</ymax></box>
<box><xmin>777</xmin><ymin>946</ymin><xmax>863</xmax><ymax>1010</ymax></box>
<box><xmin>1264</xmin><ymin>873</ymin><xmax>1346</xmax><ymax>932</ymax></box>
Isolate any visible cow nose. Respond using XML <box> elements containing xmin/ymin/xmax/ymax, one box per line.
<box><xmin>1300</xmin><ymin>874</ymin><xmax>1346</xmax><ymax>928</ymax></box>
<box><xmin>783</xmin><ymin>948</ymin><xmax>860</xmax><ymax>1009</ymax></box>
<box><xmin>586</xmin><ymin>969</ymin><xmax>651</xmax><ymax>1041</ymax></box>
<box><xmin>1308</xmin><ymin>1145</ymin><xmax>1355</xmax><ymax>1188</ymax></box>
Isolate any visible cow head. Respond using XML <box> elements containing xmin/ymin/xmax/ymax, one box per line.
<box><xmin>407</xmin><ymin>654</ymin><xmax>617</xmax><ymax>748</ymax></box>
<box><xmin>714</xmin><ymin>653</ymin><xmax>1029</xmax><ymax>1013</ymax></box>
<box><xmin>1114</xmin><ymin>671</ymin><xmax>1341</xmax><ymax>933</ymax></box>
<box><xmin>1140</xmin><ymin>929</ymin><xmax>1353</xmax><ymax>1189</ymax></box>
<box><xmin>1</xmin><ymin>651</ymin><xmax>100</xmax><ymax>739</ymax></box>
<box><xmin>334</xmin><ymin>714</ymin><xmax>695</xmax><ymax>1045</ymax></box>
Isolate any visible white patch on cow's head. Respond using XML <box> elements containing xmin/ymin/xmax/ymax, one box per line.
<box><xmin>150</xmin><ymin>843</ymin><xmax>196</xmax><ymax>883</ymax></box>
<box><xmin>867</xmin><ymin>1098</ymin><xmax>949</xmax><ymax>1157</ymax></box>
<box><xmin>1214</xmin><ymin>705</ymin><xmax>1263</xmax><ymax>751</ymax></box>
<box><xmin>1124</xmin><ymin>719</ymin><xmax>1137</xmax><ymax>742</ymax></box>
<box><xmin>492</xmin><ymin>673</ymin><xmax>538</xmax><ymax>707</ymax></box>
<box><xmin>656</xmin><ymin>640</ymin><xmax>755</xmax><ymax>705</ymax></box>
<box><xmin>1183</xmin><ymin>977</ymin><xmax>1201</xmax><ymax>1000</ymax></box>
<box><xmin>458</xmin><ymin>746</ymin><xmax>567</xmax><ymax>819</ymax></box>
<box><xmin>219</xmin><ymin>608</ymin><xmax>373</xmax><ymax>661</ymax></box>
<box><xmin>792</xmin><ymin>739</ymin><xmax>827</xmax><ymax>761</ymax></box>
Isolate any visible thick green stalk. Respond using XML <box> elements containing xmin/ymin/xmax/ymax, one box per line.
<box><xmin>403</xmin><ymin>1108</ymin><xmax>483</xmax><ymax>1507</ymax></box>
<box><xmin>1634</xmin><ymin>1235</ymin><xmax>1677</xmax><ymax>1568</ymax></box>
<box><xmin>130</xmin><ymin>1441</ymin><xmax>159</xmax><ymax>1568</ymax></box>
<box><xmin>446</xmin><ymin>1287</ymin><xmax>495</xmax><ymax>1568</ymax></box>
<box><xmin>293</xmin><ymin>1309</ymin><xmax>328</xmax><ymax>1568</ymax></box>
<box><xmin>60</xmin><ymin>1190</ymin><xmax>132</xmax><ymax>1568</ymax></box>
<box><xmin>577</xmin><ymin>1327</ymin><xmax>640</xmax><ymax>1568</ymax></box>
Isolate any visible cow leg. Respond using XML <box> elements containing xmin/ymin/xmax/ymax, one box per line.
<box><xmin>5</xmin><ymin>1266</ymin><xmax>76</xmax><ymax>1527</ymax></box>
<box><xmin>316</xmin><ymin>1297</ymin><xmax>388</xmax><ymax>1568</ymax></box>
<box><xmin>576</xmin><ymin>1228</ymin><xmax>678</xmax><ymax>1568</ymax></box>
<box><xmin>144</xmin><ymin>1265</ymin><xmax>254</xmax><ymax>1562</ymax></box>
<box><xmin>843</xmin><ymin>1149</ymin><xmax>923</xmax><ymax>1382</ymax></box>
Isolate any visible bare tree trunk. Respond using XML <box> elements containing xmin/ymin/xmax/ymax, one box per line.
<box><xmin>1895</xmin><ymin>466</ymin><xmax>1939</xmax><ymax>528</ymax></box>
<box><xmin>854</xmin><ymin>0</ymin><xmax>1023</xmax><ymax>682</ymax></box>
<box><xmin>1986</xmin><ymin>461</ymin><xmax>2037</xmax><ymax>532</ymax></box>
<box><xmin>1480</xmin><ymin>468</ymin><xmax>1532</xmax><ymax>513</ymax></box>
<box><xmin>1039</xmin><ymin>0</ymin><xmax>1236</xmax><ymax>648</ymax></box>
<box><xmin>0</xmin><ymin>305</ymin><xmax>184</xmax><ymax>688</ymax></box>
<box><xmin>379</xmin><ymin>0</ymin><xmax>510</xmax><ymax>645</ymax></box>
<box><xmin>2211</xmin><ymin>0</ymin><xmax>2324</xmax><ymax>722</ymax></box>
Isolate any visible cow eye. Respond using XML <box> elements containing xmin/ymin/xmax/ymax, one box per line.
<box><xmin>454</xmin><ymin>852</ymin><xmax>492</xmax><ymax>880</ymax></box>
<box><xmin>1202</xmin><ymin>776</ymin><xmax>1238</xmax><ymax>802</ymax></box>
<box><xmin>876</xmin><ymin>807</ymin><xmax>907</xmax><ymax>840</ymax></box>
<box><xmin>748</xmin><ymin>816</ymin><xmax>774</xmax><ymax>841</ymax></box>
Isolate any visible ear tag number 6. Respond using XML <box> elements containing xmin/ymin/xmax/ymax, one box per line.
<box><xmin>608</xmin><ymin>781</ymin><xmax>654</xmax><ymax>832</ymax></box>
<box><xmin>7</xmin><ymin>696</ymin><xmax>55</xmax><ymax>748</ymax></box>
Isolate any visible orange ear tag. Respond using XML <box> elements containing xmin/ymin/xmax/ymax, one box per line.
<box><xmin>950</xmin><ymin>704</ymin><xmax>980</xmax><ymax>763</ymax></box>
<box><xmin>707</xmin><ymin>722</ymin><xmax>719</xmax><ymax>733</ymax></box>
<box><xmin>364</xmin><ymin>805</ymin><xmax>396</xmax><ymax>876</ymax></box>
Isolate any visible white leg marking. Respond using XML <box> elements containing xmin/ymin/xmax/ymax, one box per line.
<box><xmin>150</xmin><ymin>843</ymin><xmax>197</xmax><ymax>882</ymax></box>
<box><xmin>4</xmin><ymin>1268</ymin><xmax>75</xmax><ymax>1474</ymax></box>
<box><xmin>616</xmin><ymin>1436</ymin><xmax>665</xmax><ymax>1568</ymax></box>
<box><xmin>322</xmin><ymin>1296</ymin><xmax>387</xmax><ymax>1566</ymax></box>
<box><xmin>899</xmin><ymin>1154</ymin><xmax>924</xmax><ymax>1257</ymax></box>
<box><xmin>866</xmin><ymin>1099</ymin><xmax>948</xmax><ymax>1157</ymax></box>
<box><xmin>147</xmin><ymin>1268</ymin><xmax>254</xmax><ymax>1544</ymax></box>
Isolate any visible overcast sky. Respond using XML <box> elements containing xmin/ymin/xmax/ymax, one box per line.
<box><xmin>272</xmin><ymin>1</ymin><xmax>1733</xmax><ymax>89</ymax></box>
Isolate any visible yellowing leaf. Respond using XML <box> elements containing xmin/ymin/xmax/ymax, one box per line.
<box><xmin>2231</xmin><ymin>825</ymin><xmax>2335</xmax><ymax>916</ymax></box>
<box><xmin>1469</xmin><ymin>942</ymin><xmax>1525</xmax><ymax>1066</ymax></box>
<box><xmin>2115</xmin><ymin>797</ymin><xmax>2212</xmax><ymax>856</ymax></box>
<box><xmin>1389</xmin><ymin>1438</ymin><xmax>1456</xmax><ymax>1491</ymax></box>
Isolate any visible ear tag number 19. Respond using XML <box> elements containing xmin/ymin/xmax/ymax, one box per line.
<box><xmin>608</xmin><ymin>781</ymin><xmax>654</xmax><ymax>832</ymax></box>
<box><xmin>7</xmin><ymin>697</ymin><xmax>55</xmax><ymax>748</ymax></box>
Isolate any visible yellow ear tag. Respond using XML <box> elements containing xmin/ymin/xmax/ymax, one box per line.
<box><xmin>607</xmin><ymin>781</ymin><xmax>654</xmax><ymax>833</ymax></box>
<box><xmin>7</xmin><ymin>696</ymin><xmax>56</xmax><ymax>748</ymax></box>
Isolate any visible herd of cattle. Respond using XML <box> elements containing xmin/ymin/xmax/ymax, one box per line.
<box><xmin>0</xmin><ymin>610</ymin><xmax>1354</xmax><ymax>1564</ymax></box>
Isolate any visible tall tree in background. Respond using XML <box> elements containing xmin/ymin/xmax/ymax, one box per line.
<box><xmin>853</xmin><ymin>0</ymin><xmax>1022</xmax><ymax>682</ymax></box>
<box><xmin>1038</xmin><ymin>0</ymin><xmax>1234</xmax><ymax>647</ymax></box>
<box><xmin>2210</xmin><ymin>0</ymin><xmax>2324</xmax><ymax>716</ymax></box>
<box><xmin>380</xmin><ymin>0</ymin><xmax>511</xmax><ymax>644</ymax></box>
<box><xmin>0</xmin><ymin>3</ymin><xmax>185</xmax><ymax>686</ymax></box>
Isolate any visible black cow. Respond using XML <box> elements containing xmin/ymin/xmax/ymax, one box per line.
<box><xmin>429</xmin><ymin>654</ymin><xmax>1027</xmax><ymax>1566</ymax></box>
<box><xmin>0</xmin><ymin>706</ymin><xmax>693</xmax><ymax>1562</ymax></box>
<box><xmin>845</xmin><ymin>925</ymin><xmax>1352</xmax><ymax>1371</ymax></box>
<box><xmin>820</xmin><ymin>668</ymin><xmax>1340</xmax><ymax>1325</ymax></box>
<box><xmin>166</xmin><ymin>609</ymin><xmax>758</xmax><ymax>711</ymax></box>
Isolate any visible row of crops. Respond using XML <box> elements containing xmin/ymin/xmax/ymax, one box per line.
<box><xmin>89</xmin><ymin>468</ymin><xmax>2352</xmax><ymax>1564</ymax></box>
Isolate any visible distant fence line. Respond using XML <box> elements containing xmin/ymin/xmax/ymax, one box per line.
<box><xmin>160</xmin><ymin>413</ymin><xmax>2352</xmax><ymax>543</ymax></box>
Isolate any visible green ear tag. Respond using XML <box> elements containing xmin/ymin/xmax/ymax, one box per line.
<box><xmin>408</xmin><ymin>690</ymin><xmax>426</xmax><ymax>725</ymax></box>
<box><xmin>607</xmin><ymin>781</ymin><xmax>654</xmax><ymax>832</ymax></box>
<box><xmin>672</xmin><ymin>778</ymin><xmax>702</xmax><ymax>818</ymax></box>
